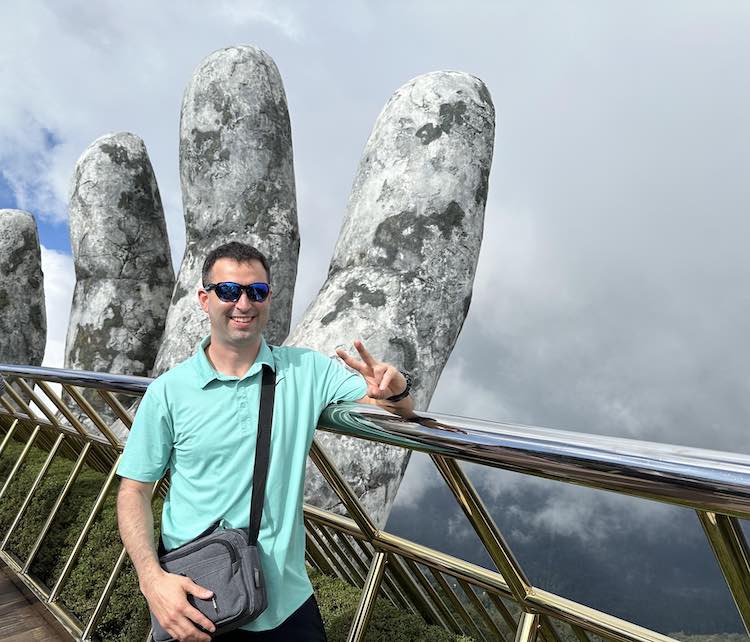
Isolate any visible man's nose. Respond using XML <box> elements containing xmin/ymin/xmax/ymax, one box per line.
<box><xmin>234</xmin><ymin>290</ymin><xmax>254</xmax><ymax>308</ymax></box>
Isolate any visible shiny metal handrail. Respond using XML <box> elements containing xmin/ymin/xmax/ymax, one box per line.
<box><xmin>4</xmin><ymin>363</ymin><xmax>750</xmax><ymax>518</ymax></box>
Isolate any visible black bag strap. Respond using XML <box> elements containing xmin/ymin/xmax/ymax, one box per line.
<box><xmin>248</xmin><ymin>362</ymin><xmax>276</xmax><ymax>545</ymax></box>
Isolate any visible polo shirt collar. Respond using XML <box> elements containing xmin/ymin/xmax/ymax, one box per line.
<box><xmin>194</xmin><ymin>335</ymin><xmax>276</xmax><ymax>389</ymax></box>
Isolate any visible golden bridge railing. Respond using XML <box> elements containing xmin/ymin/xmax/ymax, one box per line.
<box><xmin>1</xmin><ymin>363</ymin><xmax>750</xmax><ymax>642</ymax></box>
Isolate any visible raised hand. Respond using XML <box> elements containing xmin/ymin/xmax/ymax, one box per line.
<box><xmin>336</xmin><ymin>340</ymin><xmax>407</xmax><ymax>401</ymax></box>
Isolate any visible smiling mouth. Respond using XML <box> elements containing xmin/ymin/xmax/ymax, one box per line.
<box><xmin>230</xmin><ymin>316</ymin><xmax>255</xmax><ymax>326</ymax></box>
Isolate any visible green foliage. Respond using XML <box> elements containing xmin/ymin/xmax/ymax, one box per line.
<box><xmin>0</xmin><ymin>438</ymin><xmax>472</xmax><ymax>641</ymax></box>
<box><xmin>311</xmin><ymin>569</ymin><xmax>473</xmax><ymax>642</ymax></box>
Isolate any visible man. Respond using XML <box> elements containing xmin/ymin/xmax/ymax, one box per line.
<box><xmin>117</xmin><ymin>242</ymin><xmax>413</xmax><ymax>642</ymax></box>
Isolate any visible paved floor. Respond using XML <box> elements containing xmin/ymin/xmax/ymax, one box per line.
<box><xmin>0</xmin><ymin>564</ymin><xmax>72</xmax><ymax>641</ymax></box>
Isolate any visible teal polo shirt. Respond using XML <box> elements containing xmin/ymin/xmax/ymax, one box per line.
<box><xmin>117</xmin><ymin>336</ymin><xmax>367</xmax><ymax>631</ymax></box>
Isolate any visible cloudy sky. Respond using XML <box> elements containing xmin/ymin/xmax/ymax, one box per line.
<box><xmin>2</xmin><ymin>0</ymin><xmax>750</xmax><ymax>633</ymax></box>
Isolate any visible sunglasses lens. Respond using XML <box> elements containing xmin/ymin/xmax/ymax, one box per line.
<box><xmin>248</xmin><ymin>283</ymin><xmax>270</xmax><ymax>302</ymax></box>
<box><xmin>214</xmin><ymin>283</ymin><xmax>242</xmax><ymax>302</ymax></box>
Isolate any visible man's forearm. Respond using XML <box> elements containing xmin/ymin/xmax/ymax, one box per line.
<box><xmin>117</xmin><ymin>483</ymin><xmax>163</xmax><ymax>589</ymax></box>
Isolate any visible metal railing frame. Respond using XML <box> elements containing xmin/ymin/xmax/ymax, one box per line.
<box><xmin>0</xmin><ymin>363</ymin><xmax>749</xmax><ymax>642</ymax></box>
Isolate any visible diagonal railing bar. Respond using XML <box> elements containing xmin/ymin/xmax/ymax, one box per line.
<box><xmin>23</xmin><ymin>441</ymin><xmax>93</xmax><ymax>574</ymax></box>
<box><xmin>13</xmin><ymin>376</ymin><xmax>61</xmax><ymax>427</ymax></box>
<box><xmin>697</xmin><ymin>510</ymin><xmax>750</xmax><ymax>633</ymax></box>
<box><xmin>386</xmin><ymin>552</ymin><xmax>445</xmax><ymax>628</ymax></box>
<box><xmin>516</xmin><ymin>612</ymin><xmax>540</xmax><ymax>642</ymax></box>
<box><xmin>458</xmin><ymin>577</ymin><xmax>507</xmax><ymax>641</ymax></box>
<box><xmin>346</xmin><ymin>551</ymin><xmax>387</xmax><ymax>642</ymax></box>
<box><xmin>453</xmin><ymin>581</ymin><xmax>490</xmax><ymax>642</ymax></box>
<box><xmin>526</xmin><ymin>588</ymin><xmax>678</xmax><ymax>642</ymax></box>
<box><xmin>0</xmin><ymin>423</ymin><xmax>41</xmax><ymax>501</ymax></box>
<box><xmin>0</xmin><ymin>391</ymin><xmax>19</xmax><ymax>415</ymax></box>
<box><xmin>488</xmin><ymin>591</ymin><xmax>519</xmax><ymax>635</ymax></box>
<box><xmin>80</xmin><ymin>479</ymin><xmax>163</xmax><ymax>640</ymax></box>
<box><xmin>1</xmin><ymin>380</ymin><xmax>28</xmax><ymax>413</ymax></box>
<box><xmin>318</xmin><ymin>523</ymin><xmax>367</xmax><ymax>589</ymax></box>
<box><xmin>80</xmin><ymin>547</ymin><xmax>129</xmax><ymax>641</ymax></box>
<box><xmin>48</xmin><ymin>454</ymin><xmax>122</xmax><ymax>603</ymax></box>
<box><xmin>0</xmin><ymin>418</ymin><xmax>19</xmax><ymax>459</ymax></box>
<box><xmin>571</xmin><ymin>622</ymin><xmax>592</xmax><ymax>642</ymax></box>
<box><xmin>2</xmin><ymin>382</ymin><xmax>57</xmax><ymax>452</ymax></box>
<box><xmin>36</xmin><ymin>380</ymin><xmax>97</xmax><ymax>439</ymax></box>
<box><xmin>432</xmin><ymin>453</ymin><xmax>532</xmax><ymax>603</ymax></box>
<box><xmin>3</xmin><ymin>377</ymin><xmax>42</xmax><ymax>422</ymax></box>
<box><xmin>309</xmin><ymin>438</ymin><xmax>379</xmax><ymax>540</ymax></box>
<box><xmin>337</xmin><ymin>529</ymin><xmax>383</xmax><ymax>594</ymax></box>
<box><xmin>62</xmin><ymin>383</ymin><xmax>122</xmax><ymax>448</ymax></box>
<box><xmin>540</xmin><ymin>616</ymin><xmax>564</xmax><ymax>642</ymax></box>
<box><xmin>35</xmin><ymin>380</ymin><xmax>117</xmax><ymax>473</ymax></box>
<box><xmin>96</xmin><ymin>388</ymin><xmax>135</xmax><ymax>428</ymax></box>
<box><xmin>305</xmin><ymin>527</ymin><xmax>337</xmax><ymax>576</ymax></box>
<box><xmin>306</xmin><ymin>520</ymin><xmax>353</xmax><ymax>584</ymax></box>
<box><xmin>429</xmin><ymin>567</ymin><xmax>487</xmax><ymax>641</ymax></box>
<box><xmin>307</xmin><ymin>521</ymin><xmax>359</xmax><ymax>586</ymax></box>
<box><xmin>13</xmin><ymin>377</ymin><xmax>81</xmax><ymax>461</ymax></box>
<box><xmin>352</xmin><ymin>537</ymin><xmax>409</xmax><ymax>611</ymax></box>
<box><xmin>1</xmin><ymin>432</ymin><xmax>65</xmax><ymax>550</ymax></box>
<box><xmin>404</xmin><ymin>558</ymin><xmax>463</xmax><ymax>634</ymax></box>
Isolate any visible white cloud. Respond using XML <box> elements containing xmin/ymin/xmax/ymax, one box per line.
<box><xmin>40</xmin><ymin>245</ymin><xmax>74</xmax><ymax>369</ymax></box>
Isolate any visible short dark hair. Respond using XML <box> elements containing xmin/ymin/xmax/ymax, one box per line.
<box><xmin>202</xmin><ymin>242</ymin><xmax>271</xmax><ymax>286</ymax></box>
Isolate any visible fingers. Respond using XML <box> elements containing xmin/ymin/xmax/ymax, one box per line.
<box><xmin>149</xmin><ymin>574</ymin><xmax>215</xmax><ymax>642</ymax></box>
<box><xmin>182</xmin><ymin>579</ymin><xmax>216</xmax><ymax>633</ymax></box>
<box><xmin>354</xmin><ymin>340</ymin><xmax>377</xmax><ymax>367</ymax></box>
<box><xmin>335</xmin><ymin>347</ymin><xmax>369</xmax><ymax>375</ymax></box>
<box><xmin>379</xmin><ymin>366</ymin><xmax>395</xmax><ymax>392</ymax></box>
<box><xmin>185</xmin><ymin>578</ymin><xmax>213</xmax><ymax>601</ymax></box>
<box><xmin>170</xmin><ymin>615</ymin><xmax>212</xmax><ymax>642</ymax></box>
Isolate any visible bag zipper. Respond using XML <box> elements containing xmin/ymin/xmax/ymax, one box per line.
<box><xmin>162</xmin><ymin>535</ymin><xmax>238</xmax><ymax>566</ymax></box>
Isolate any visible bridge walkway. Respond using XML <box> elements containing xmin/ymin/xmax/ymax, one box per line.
<box><xmin>0</xmin><ymin>561</ymin><xmax>72</xmax><ymax>641</ymax></box>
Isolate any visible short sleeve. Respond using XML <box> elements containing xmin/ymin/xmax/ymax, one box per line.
<box><xmin>317</xmin><ymin>353</ymin><xmax>368</xmax><ymax>406</ymax></box>
<box><xmin>117</xmin><ymin>385</ymin><xmax>174</xmax><ymax>482</ymax></box>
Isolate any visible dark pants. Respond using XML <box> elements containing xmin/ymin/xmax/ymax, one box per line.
<box><xmin>216</xmin><ymin>596</ymin><xmax>327</xmax><ymax>641</ymax></box>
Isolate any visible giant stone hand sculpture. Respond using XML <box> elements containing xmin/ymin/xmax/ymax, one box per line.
<box><xmin>51</xmin><ymin>48</ymin><xmax>493</xmax><ymax>528</ymax></box>
<box><xmin>65</xmin><ymin>133</ymin><xmax>174</xmax><ymax>378</ymax></box>
<box><xmin>0</xmin><ymin>210</ymin><xmax>46</xmax><ymax>366</ymax></box>
<box><xmin>152</xmin><ymin>46</ymin><xmax>299</xmax><ymax>373</ymax></box>
<box><xmin>287</xmin><ymin>71</ymin><xmax>495</xmax><ymax>526</ymax></box>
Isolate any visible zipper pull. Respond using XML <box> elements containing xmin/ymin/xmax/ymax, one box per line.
<box><xmin>212</xmin><ymin>596</ymin><xmax>219</xmax><ymax>614</ymax></box>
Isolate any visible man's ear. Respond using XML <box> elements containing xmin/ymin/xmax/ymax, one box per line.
<box><xmin>197</xmin><ymin>288</ymin><xmax>209</xmax><ymax>313</ymax></box>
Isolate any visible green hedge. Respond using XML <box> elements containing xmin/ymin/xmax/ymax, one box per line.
<box><xmin>0</xmin><ymin>437</ymin><xmax>472</xmax><ymax>641</ymax></box>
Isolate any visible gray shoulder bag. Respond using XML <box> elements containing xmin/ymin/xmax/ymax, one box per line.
<box><xmin>150</xmin><ymin>363</ymin><xmax>275</xmax><ymax>641</ymax></box>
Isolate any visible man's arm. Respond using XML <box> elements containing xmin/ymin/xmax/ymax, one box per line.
<box><xmin>117</xmin><ymin>478</ymin><xmax>215</xmax><ymax>642</ymax></box>
<box><xmin>335</xmin><ymin>340</ymin><xmax>415</xmax><ymax>416</ymax></box>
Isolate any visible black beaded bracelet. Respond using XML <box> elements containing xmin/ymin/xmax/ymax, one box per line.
<box><xmin>386</xmin><ymin>370</ymin><xmax>412</xmax><ymax>402</ymax></box>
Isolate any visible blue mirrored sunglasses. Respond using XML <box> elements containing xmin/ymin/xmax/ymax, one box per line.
<box><xmin>205</xmin><ymin>282</ymin><xmax>271</xmax><ymax>303</ymax></box>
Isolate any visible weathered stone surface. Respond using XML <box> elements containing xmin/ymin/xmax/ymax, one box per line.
<box><xmin>0</xmin><ymin>210</ymin><xmax>46</xmax><ymax>366</ymax></box>
<box><xmin>153</xmin><ymin>45</ymin><xmax>299</xmax><ymax>373</ymax></box>
<box><xmin>287</xmin><ymin>71</ymin><xmax>495</xmax><ymax>526</ymax></box>
<box><xmin>65</xmin><ymin>132</ymin><xmax>174</xmax><ymax>376</ymax></box>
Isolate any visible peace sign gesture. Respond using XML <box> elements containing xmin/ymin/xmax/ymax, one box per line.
<box><xmin>336</xmin><ymin>340</ymin><xmax>409</xmax><ymax>402</ymax></box>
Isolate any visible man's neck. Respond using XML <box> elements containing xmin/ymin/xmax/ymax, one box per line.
<box><xmin>205</xmin><ymin>337</ymin><xmax>262</xmax><ymax>378</ymax></box>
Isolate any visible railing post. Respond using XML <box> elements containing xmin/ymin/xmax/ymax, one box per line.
<box><xmin>697</xmin><ymin>510</ymin><xmax>750</xmax><ymax>634</ymax></box>
<box><xmin>0</xmin><ymin>423</ymin><xmax>41</xmax><ymax>501</ymax></box>
<box><xmin>23</xmin><ymin>442</ymin><xmax>92</xmax><ymax>573</ymax></box>
<box><xmin>48</xmin><ymin>454</ymin><xmax>122</xmax><ymax>603</ymax></box>
<box><xmin>346</xmin><ymin>551</ymin><xmax>387</xmax><ymax>642</ymax></box>
<box><xmin>515</xmin><ymin>612</ymin><xmax>540</xmax><ymax>642</ymax></box>
<box><xmin>1</xmin><ymin>432</ymin><xmax>65</xmax><ymax>550</ymax></box>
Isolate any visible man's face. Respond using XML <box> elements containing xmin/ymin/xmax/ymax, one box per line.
<box><xmin>198</xmin><ymin>258</ymin><xmax>271</xmax><ymax>350</ymax></box>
